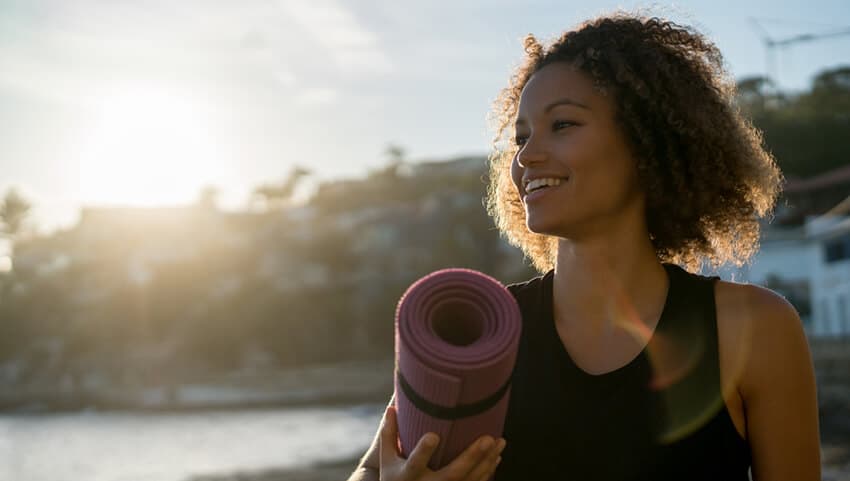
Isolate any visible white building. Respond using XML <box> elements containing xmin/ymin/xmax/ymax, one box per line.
<box><xmin>718</xmin><ymin>205</ymin><xmax>850</xmax><ymax>338</ymax></box>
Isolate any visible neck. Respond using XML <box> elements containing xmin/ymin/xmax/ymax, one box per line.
<box><xmin>552</xmin><ymin>223</ymin><xmax>668</xmax><ymax>339</ymax></box>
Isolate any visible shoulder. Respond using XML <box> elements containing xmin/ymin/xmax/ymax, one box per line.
<box><xmin>712</xmin><ymin>280</ymin><xmax>821</xmax><ymax>478</ymax></box>
<box><xmin>713</xmin><ymin>279</ymin><xmax>812</xmax><ymax>400</ymax></box>
<box><xmin>714</xmin><ymin>279</ymin><xmax>805</xmax><ymax>347</ymax></box>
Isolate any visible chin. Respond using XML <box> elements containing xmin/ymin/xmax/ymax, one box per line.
<box><xmin>525</xmin><ymin>210</ymin><xmax>584</xmax><ymax>238</ymax></box>
<box><xmin>525</xmin><ymin>216</ymin><xmax>563</xmax><ymax>237</ymax></box>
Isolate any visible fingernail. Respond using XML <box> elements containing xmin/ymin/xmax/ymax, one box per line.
<box><xmin>425</xmin><ymin>433</ymin><xmax>439</xmax><ymax>447</ymax></box>
<box><xmin>497</xmin><ymin>439</ymin><xmax>507</xmax><ymax>453</ymax></box>
<box><xmin>496</xmin><ymin>456</ymin><xmax>502</xmax><ymax>464</ymax></box>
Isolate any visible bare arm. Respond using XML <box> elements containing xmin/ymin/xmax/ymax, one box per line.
<box><xmin>739</xmin><ymin>285</ymin><xmax>821</xmax><ymax>481</ymax></box>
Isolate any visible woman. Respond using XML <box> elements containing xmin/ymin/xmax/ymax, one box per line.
<box><xmin>348</xmin><ymin>12</ymin><xmax>821</xmax><ymax>481</ymax></box>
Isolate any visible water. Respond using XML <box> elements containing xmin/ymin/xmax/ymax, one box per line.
<box><xmin>0</xmin><ymin>404</ymin><xmax>383</xmax><ymax>481</ymax></box>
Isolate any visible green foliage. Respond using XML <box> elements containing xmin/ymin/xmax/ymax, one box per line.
<box><xmin>737</xmin><ymin>66</ymin><xmax>850</xmax><ymax>178</ymax></box>
<box><xmin>0</xmin><ymin>156</ymin><xmax>534</xmax><ymax>389</ymax></box>
<box><xmin>0</xmin><ymin>188</ymin><xmax>31</xmax><ymax>238</ymax></box>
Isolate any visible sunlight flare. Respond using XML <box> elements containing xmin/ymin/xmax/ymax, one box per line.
<box><xmin>77</xmin><ymin>87</ymin><xmax>226</xmax><ymax>206</ymax></box>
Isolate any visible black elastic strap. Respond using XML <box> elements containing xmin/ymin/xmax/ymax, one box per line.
<box><xmin>396</xmin><ymin>370</ymin><xmax>512</xmax><ymax>420</ymax></box>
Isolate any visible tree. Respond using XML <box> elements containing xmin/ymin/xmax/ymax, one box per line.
<box><xmin>384</xmin><ymin>143</ymin><xmax>405</xmax><ymax>165</ymax></box>
<box><xmin>737</xmin><ymin>65</ymin><xmax>850</xmax><ymax>178</ymax></box>
<box><xmin>380</xmin><ymin>143</ymin><xmax>407</xmax><ymax>179</ymax></box>
<box><xmin>736</xmin><ymin>76</ymin><xmax>784</xmax><ymax>115</ymax></box>
<box><xmin>0</xmin><ymin>188</ymin><xmax>32</xmax><ymax>358</ymax></box>
<box><xmin>0</xmin><ymin>188</ymin><xmax>31</xmax><ymax>238</ymax></box>
<box><xmin>252</xmin><ymin>166</ymin><xmax>311</xmax><ymax>210</ymax></box>
<box><xmin>802</xmin><ymin>67</ymin><xmax>850</xmax><ymax>118</ymax></box>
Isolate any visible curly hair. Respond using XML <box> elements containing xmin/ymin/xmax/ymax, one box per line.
<box><xmin>485</xmin><ymin>11</ymin><xmax>783</xmax><ymax>273</ymax></box>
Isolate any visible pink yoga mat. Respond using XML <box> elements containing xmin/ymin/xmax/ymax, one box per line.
<box><xmin>394</xmin><ymin>268</ymin><xmax>521</xmax><ymax>471</ymax></box>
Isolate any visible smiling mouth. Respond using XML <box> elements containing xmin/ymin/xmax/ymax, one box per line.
<box><xmin>524</xmin><ymin>177</ymin><xmax>568</xmax><ymax>198</ymax></box>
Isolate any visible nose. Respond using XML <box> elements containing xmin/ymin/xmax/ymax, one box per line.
<box><xmin>514</xmin><ymin>141</ymin><xmax>547</xmax><ymax>168</ymax></box>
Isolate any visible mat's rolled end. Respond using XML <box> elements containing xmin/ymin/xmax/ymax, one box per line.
<box><xmin>393</xmin><ymin>268</ymin><xmax>521</xmax><ymax>470</ymax></box>
<box><xmin>430</xmin><ymin>300</ymin><xmax>485</xmax><ymax>347</ymax></box>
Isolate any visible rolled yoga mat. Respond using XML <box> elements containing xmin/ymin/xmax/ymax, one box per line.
<box><xmin>394</xmin><ymin>268</ymin><xmax>522</xmax><ymax>471</ymax></box>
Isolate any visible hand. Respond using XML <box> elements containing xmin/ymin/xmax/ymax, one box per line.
<box><xmin>379</xmin><ymin>405</ymin><xmax>506</xmax><ymax>481</ymax></box>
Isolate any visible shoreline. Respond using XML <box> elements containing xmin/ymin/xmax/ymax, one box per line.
<box><xmin>1</xmin><ymin>389</ymin><xmax>389</xmax><ymax>415</ymax></box>
<box><xmin>0</xmin><ymin>358</ymin><xmax>395</xmax><ymax>414</ymax></box>
<box><xmin>188</xmin><ymin>457</ymin><xmax>361</xmax><ymax>481</ymax></box>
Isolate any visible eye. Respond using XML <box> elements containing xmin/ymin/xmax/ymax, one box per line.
<box><xmin>553</xmin><ymin>120</ymin><xmax>576</xmax><ymax>130</ymax></box>
<box><xmin>514</xmin><ymin>134</ymin><xmax>528</xmax><ymax>146</ymax></box>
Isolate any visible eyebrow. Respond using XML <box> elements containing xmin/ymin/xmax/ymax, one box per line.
<box><xmin>515</xmin><ymin>97</ymin><xmax>590</xmax><ymax>125</ymax></box>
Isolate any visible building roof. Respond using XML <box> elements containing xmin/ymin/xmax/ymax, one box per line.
<box><xmin>784</xmin><ymin>164</ymin><xmax>850</xmax><ymax>193</ymax></box>
<box><xmin>823</xmin><ymin>194</ymin><xmax>850</xmax><ymax>216</ymax></box>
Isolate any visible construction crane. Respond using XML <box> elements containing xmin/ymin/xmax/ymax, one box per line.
<box><xmin>748</xmin><ymin>18</ymin><xmax>850</xmax><ymax>90</ymax></box>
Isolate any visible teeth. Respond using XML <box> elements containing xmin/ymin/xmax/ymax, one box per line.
<box><xmin>526</xmin><ymin>177</ymin><xmax>564</xmax><ymax>193</ymax></box>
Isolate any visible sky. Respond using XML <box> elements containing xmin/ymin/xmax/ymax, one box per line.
<box><xmin>1</xmin><ymin>0</ymin><xmax>849</xmax><ymax>233</ymax></box>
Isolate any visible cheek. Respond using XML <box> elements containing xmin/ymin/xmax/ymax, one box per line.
<box><xmin>587</xmin><ymin>152</ymin><xmax>641</xmax><ymax>204</ymax></box>
<box><xmin>510</xmin><ymin>155</ymin><xmax>522</xmax><ymax>190</ymax></box>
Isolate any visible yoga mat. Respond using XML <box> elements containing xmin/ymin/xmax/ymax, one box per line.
<box><xmin>393</xmin><ymin>268</ymin><xmax>521</xmax><ymax>471</ymax></box>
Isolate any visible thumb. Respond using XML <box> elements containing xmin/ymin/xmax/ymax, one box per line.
<box><xmin>379</xmin><ymin>405</ymin><xmax>401</xmax><ymax>468</ymax></box>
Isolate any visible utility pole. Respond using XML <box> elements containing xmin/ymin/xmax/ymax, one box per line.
<box><xmin>748</xmin><ymin>18</ymin><xmax>850</xmax><ymax>91</ymax></box>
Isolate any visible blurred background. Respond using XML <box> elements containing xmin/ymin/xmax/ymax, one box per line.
<box><xmin>0</xmin><ymin>0</ymin><xmax>848</xmax><ymax>480</ymax></box>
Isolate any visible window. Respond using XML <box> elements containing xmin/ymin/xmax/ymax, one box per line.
<box><xmin>821</xmin><ymin>299</ymin><xmax>832</xmax><ymax>335</ymax></box>
<box><xmin>824</xmin><ymin>233</ymin><xmax>850</xmax><ymax>263</ymax></box>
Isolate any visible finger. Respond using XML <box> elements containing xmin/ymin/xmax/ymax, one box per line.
<box><xmin>466</xmin><ymin>438</ymin><xmax>506</xmax><ymax>481</ymax></box>
<box><xmin>466</xmin><ymin>438</ymin><xmax>505</xmax><ymax>481</ymax></box>
<box><xmin>437</xmin><ymin>435</ymin><xmax>494</xmax><ymax>480</ymax></box>
<box><xmin>474</xmin><ymin>456</ymin><xmax>501</xmax><ymax>481</ymax></box>
<box><xmin>379</xmin><ymin>405</ymin><xmax>400</xmax><ymax>468</ymax></box>
<box><xmin>403</xmin><ymin>432</ymin><xmax>440</xmax><ymax>475</ymax></box>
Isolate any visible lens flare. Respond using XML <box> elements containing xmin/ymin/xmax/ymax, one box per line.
<box><xmin>607</xmin><ymin>268</ymin><xmax>726</xmax><ymax>444</ymax></box>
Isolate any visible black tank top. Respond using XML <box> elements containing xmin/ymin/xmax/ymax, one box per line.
<box><xmin>494</xmin><ymin>263</ymin><xmax>751</xmax><ymax>480</ymax></box>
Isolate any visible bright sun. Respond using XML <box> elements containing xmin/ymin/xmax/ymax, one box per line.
<box><xmin>78</xmin><ymin>87</ymin><xmax>227</xmax><ymax>207</ymax></box>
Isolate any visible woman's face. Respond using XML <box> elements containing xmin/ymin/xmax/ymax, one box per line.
<box><xmin>510</xmin><ymin>62</ymin><xmax>644</xmax><ymax>239</ymax></box>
